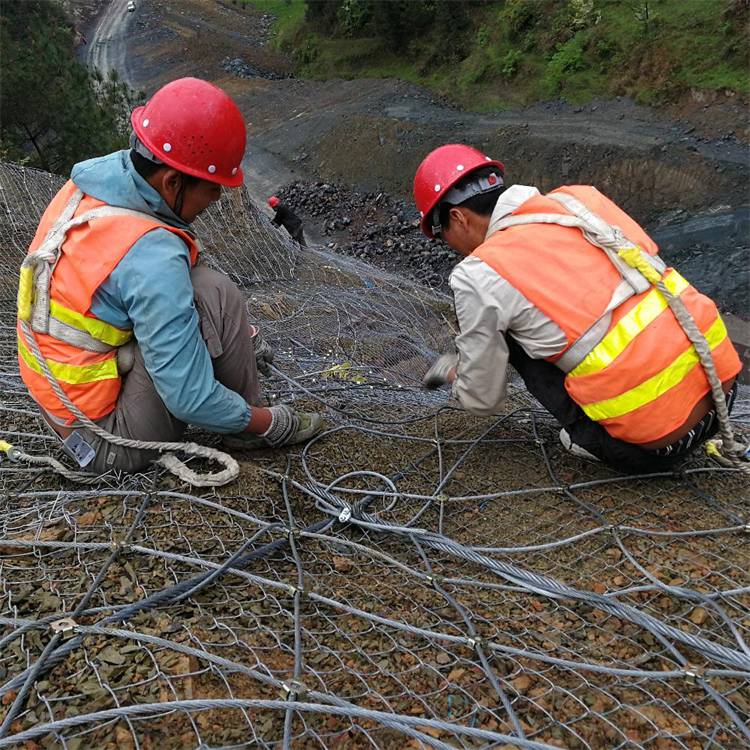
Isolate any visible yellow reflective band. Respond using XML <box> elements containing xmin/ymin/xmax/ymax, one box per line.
<box><xmin>49</xmin><ymin>300</ymin><xmax>132</xmax><ymax>347</ymax></box>
<box><xmin>17</xmin><ymin>335</ymin><xmax>119</xmax><ymax>385</ymax></box>
<box><xmin>618</xmin><ymin>246</ymin><xmax>663</xmax><ymax>285</ymax></box>
<box><xmin>581</xmin><ymin>315</ymin><xmax>728</xmax><ymax>422</ymax></box>
<box><xmin>17</xmin><ymin>266</ymin><xmax>34</xmax><ymax>322</ymax></box>
<box><xmin>571</xmin><ymin>271</ymin><xmax>690</xmax><ymax>377</ymax></box>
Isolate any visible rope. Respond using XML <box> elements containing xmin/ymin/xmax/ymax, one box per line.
<box><xmin>14</xmin><ymin>189</ymin><xmax>240</xmax><ymax>487</ymax></box>
<box><xmin>0</xmin><ymin>439</ymin><xmax>102</xmax><ymax>484</ymax></box>
<box><xmin>618</xmin><ymin>247</ymin><xmax>749</xmax><ymax>473</ymax></box>
<box><xmin>17</xmin><ymin>320</ymin><xmax>239</xmax><ymax>488</ymax></box>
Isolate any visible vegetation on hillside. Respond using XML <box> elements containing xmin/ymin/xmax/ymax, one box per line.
<box><xmin>247</xmin><ymin>0</ymin><xmax>749</xmax><ymax>109</ymax></box>
<box><xmin>0</xmin><ymin>0</ymin><xmax>139</xmax><ymax>174</ymax></box>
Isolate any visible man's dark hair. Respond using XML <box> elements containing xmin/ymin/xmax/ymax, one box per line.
<box><xmin>129</xmin><ymin>149</ymin><xmax>200</xmax><ymax>188</ymax></box>
<box><xmin>437</xmin><ymin>166</ymin><xmax>506</xmax><ymax>232</ymax></box>
<box><xmin>130</xmin><ymin>148</ymin><xmax>202</xmax><ymax>219</ymax></box>
<box><xmin>130</xmin><ymin>148</ymin><xmax>165</xmax><ymax>179</ymax></box>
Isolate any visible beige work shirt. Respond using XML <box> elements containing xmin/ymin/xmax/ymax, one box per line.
<box><xmin>449</xmin><ymin>185</ymin><xmax>568</xmax><ymax>416</ymax></box>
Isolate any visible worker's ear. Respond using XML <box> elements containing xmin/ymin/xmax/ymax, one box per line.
<box><xmin>148</xmin><ymin>167</ymin><xmax>183</xmax><ymax>205</ymax></box>
<box><xmin>448</xmin><ymin>206</ymin><xmax>471</xmax><ymax>233</ymax></box>
<box><xmin>161</xmin><ymin>168</ymin><xmax>183</xmax><ymax>199</ymax></box>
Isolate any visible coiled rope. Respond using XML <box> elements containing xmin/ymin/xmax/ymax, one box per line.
<box><xmin>16</xmin><ymin>320</ymin><xmax>239</xmax><ymax>486</ymax></box>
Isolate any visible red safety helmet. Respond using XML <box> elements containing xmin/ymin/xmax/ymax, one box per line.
<box><xmin>268</xmin><ymin>195</ymin><xmax>280</xmax><ymax>208</ymax></box>
<box><xmin>131</xmin><ymin>78</ymin><xmax>246</xmax><ymax>188</ymax></box>
<box><xmin>413</xmin><ymin>144</ymin><xmax>504</xmax><ymax>238</ymax></box>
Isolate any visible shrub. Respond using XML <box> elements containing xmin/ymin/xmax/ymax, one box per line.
<box><xmin>544</xmin><ymin>34</ymin><xmax>589</xmax><ymax>93</ymax></box>
<box><xmin>500</xmin><ymin>49</ymin><xmax>523</xmax><ymax>79</ymax></box>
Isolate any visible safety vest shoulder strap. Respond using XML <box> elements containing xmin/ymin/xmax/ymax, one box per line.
<box><xmin>20</xmin><ymin>188</ymin><xmax>199</xmax><ymax>354</ymax></box>
<box><xmin>489</xmin><ymin>188</ymin><xmax>670</xmax><ymax>373</ymax></box>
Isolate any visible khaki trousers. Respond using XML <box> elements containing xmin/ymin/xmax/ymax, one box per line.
<box><xmin>57</xmin><ymin>266</ymin><xmax>262</xmax><ymax>474</ymax></box>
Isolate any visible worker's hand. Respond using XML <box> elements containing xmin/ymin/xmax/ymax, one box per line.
<box><xmin>250</xmin><ymin>326</ymin><xmax>275</xmax><ymax>377</ymax></box>
<box><xmin>423</xmin><ymin>353</ymin><xmax>458</xmax><ymax>389</ymax></box>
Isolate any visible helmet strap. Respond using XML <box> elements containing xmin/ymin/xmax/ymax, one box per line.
<box><xmin>130</xmin><ymin>133</ymin><xmax>164</xmax><ymax>164</ymax></box>
<box><xmin>432</xmin><ymin>171</ymin><xmax>504</xmax><ymax>236</ymax></box>
<box><xmin>174</xmin><ymin>174</ymin><xmax>187</xmax><ymax>221</ymax></box>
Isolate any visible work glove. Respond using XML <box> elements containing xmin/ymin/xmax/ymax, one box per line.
<box><xmin>423</xmin><ymin>353</ymin><xmax>458</xmax><ymax>389</ymax></box>
<box><xmin>250</xmin><ymin>325</ymin><xmax>275</xmax><ymax>376</ymax></box>
<box><xmin>223</xmin><ymin>404</ymin><xmax>324</xmax><ymax>451</ymax></box>
<box><xmin>261</xmin><ymin>404</ymin><xmax>323</xmax><ymax>447</ymax></box>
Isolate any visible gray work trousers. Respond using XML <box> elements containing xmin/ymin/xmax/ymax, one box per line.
<box><xmin>58</xmin><ymin>266</ymin><xmax>261</xmax><ymax>474</ymax></box>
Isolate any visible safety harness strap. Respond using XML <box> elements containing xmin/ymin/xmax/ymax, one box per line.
<box><xmin>489</xmin><ymin>193</ymin><xmax>669</xmax><ymax>373</ymax></box>
<box><xmin>48</xmin><ymin>300</ymin><xmax>132</xmax><ymax>350</ymax></box>
<box><xmin>555</xmin><ymin>280</ymin><xmax>633</xmax><ymax>373</ymax></box>
<box><xmin>20</xmin><ymin>198</ymin><xmax>165</xmax><ymax>348</ymax></box>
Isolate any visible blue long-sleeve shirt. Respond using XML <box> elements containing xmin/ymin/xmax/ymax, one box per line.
<box><xmin>71</xmin><ymin>150</ymin><xmax>251</xmax><ymax>433</ymax></box>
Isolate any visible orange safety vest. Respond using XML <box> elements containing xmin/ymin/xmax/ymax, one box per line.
<box><xmin>17</xmin><ymin>180</ymin><xmax>200</xmax><ymax>424</ymax></box>
<box><xmin>473</xmin><ymin>185</ymin><xmax>741</xmax><ymax>445</ymax></box>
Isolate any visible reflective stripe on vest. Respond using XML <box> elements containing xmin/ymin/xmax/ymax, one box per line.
<box><xmin>570</xmin><ymin>270</ymin><xmax>690</xmax><ymax>378</ymax></box>
<box><xmin>579</xmin><ymin>314</ymin><xmax>729</xmax><ymax>422</ymax></box>
<box><xmin>17</xmin><ymin>334</ymin><xmax>119</xmax><ymax>384</ymax></box>
<box><xmin>49</xmin><ymin>299</ymin><xmax>133</xmax><ymax>348</ymax></box>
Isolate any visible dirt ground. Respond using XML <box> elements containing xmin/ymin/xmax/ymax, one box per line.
<box><xmin>2</xmin><ymin>393</ymin><xmax>749</xmax><ymax>749</ymax></box>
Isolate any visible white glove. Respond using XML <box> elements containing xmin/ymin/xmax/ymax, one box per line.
<box><xmin>250</xmin><ymin>325</ymin><xmax>275</xmax><ymax>377</ymax></box>
<box><xmin>261</xmin><ymin>405</ymin><xmax>322</xmax><ymax>447</ymax></box>
<box><xmin>423</xmin><ymin>353</ymin><xmax>457</xmax><ymax>389</ymax></box>
<box><xmin>262</xmin><ymin>404</ymin><xmax>299</xmax><ymax>446</ymax></box>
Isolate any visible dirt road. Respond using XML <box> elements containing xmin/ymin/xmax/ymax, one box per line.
<box><xmin>84</xmin><ymin>0</ymin><xmax>137</xmax><ymax>80</ymax></box>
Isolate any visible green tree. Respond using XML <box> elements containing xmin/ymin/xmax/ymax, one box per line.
<box><xmin>0</xmin><ymin>0</ymin><xmax>138</xmax><ymax>174</ymax></box>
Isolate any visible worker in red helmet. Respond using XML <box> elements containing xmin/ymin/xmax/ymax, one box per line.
<box><xmin>17</xmin><ymin>77</ymin><xmax>322</xmax><ymax>475</ymax></box>
<box><xmin>268</xmin><ymin>195</ymin><xmax>306</xmax><ymax>246</ymax></box>
<box><xmin>414</xmin><ymin>144</ymin><xmax>740</xmax><ymax>473</ymax></box>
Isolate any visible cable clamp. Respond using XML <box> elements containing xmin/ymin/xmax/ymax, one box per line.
<box><xmin>426</xmin><ymin>574</ymin><xmax>443</xmax><ymax>586</ymax></box>
<box><xmin>435</xmin><ymin>494</ymin><xmax>449</xmax><ymax>504</ymax></box>
<box><xmin>280</xmin><ymin>679</ymin><xmax>307</xmax><ymax>698</ymax></box>
<box><xmin>338</xmin><ymin>507</ymin><xmax>352</xmax><ymax>523</ymax></box>
<box><xmin>743</xmin><ymin>523</ymin><xmax>750</xmax><ymax>535</ymax></box>
<box><xmin>286</xmin><ymin>527</ymin><xmax>299</xmax><ymax>541</ymax></box>
<box><xmin>683</xmin><ymin>664</ymin><xmax>705</xmax><ymax>683</ymax></box>
<box><xmin>292</xmin><ymin>579</ymin><xmax>311</xmax><ymax>598</ymax></box>
<box><xmin>466</xmin><ymin>636</ymin><xmax>483</xmax><ymax>650</ymax></box>
<box><xmin>50</xmin><ymin>617</ymin><xmax>78</xmax><ymax>634</ymax></box>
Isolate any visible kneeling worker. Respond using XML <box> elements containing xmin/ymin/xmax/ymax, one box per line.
<box><xmin>17</xmin><ymin>78</ymin><xmax>321</xmax><ymax>474</ymax></box>
<box><xmin>415</xmin><ymin>144</ymin><xmax>741</xmax><ymax>473</ymax></box>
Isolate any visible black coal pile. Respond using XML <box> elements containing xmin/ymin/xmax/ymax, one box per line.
<box><xmin>220</xmin><ymin>56</ymin><xmax>284</xmax><ymax>81</ymax></box>
<box><xmin>277</xmin><ymin>181</ymin><xmax>458</xmax><ymax>290</ymax></box>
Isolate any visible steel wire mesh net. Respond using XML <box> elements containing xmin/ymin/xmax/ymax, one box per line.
<box><xmin>1</xmin><ymin>163</ymin><xmax>749</xmax><ymax>750</ymax></box>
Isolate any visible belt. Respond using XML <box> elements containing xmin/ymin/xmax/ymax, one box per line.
<box><xmin>40</xmin><ymin>409</ymin><xmax>76</xmax><ymax>440</ymax></box>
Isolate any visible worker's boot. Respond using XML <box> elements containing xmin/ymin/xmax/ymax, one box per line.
<box><xmin>222</xmin><ymin>404</ymin><xmax>323</xmax><ymax>450</ymax></box>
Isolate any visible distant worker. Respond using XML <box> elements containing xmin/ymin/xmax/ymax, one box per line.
<box><xmin>17</xmin><ymin>77</ymin><xmax>322</xmax><ymax>475</ymax></box>
<box><xmin>268</xmin><ymin>195</ymin><xmax>306</xmax><ymax>246</ymax></box>
<box><xmin>415</xmin><ymin>144</ymin><xmax>741</xmax><ymax>473</ymax></box>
